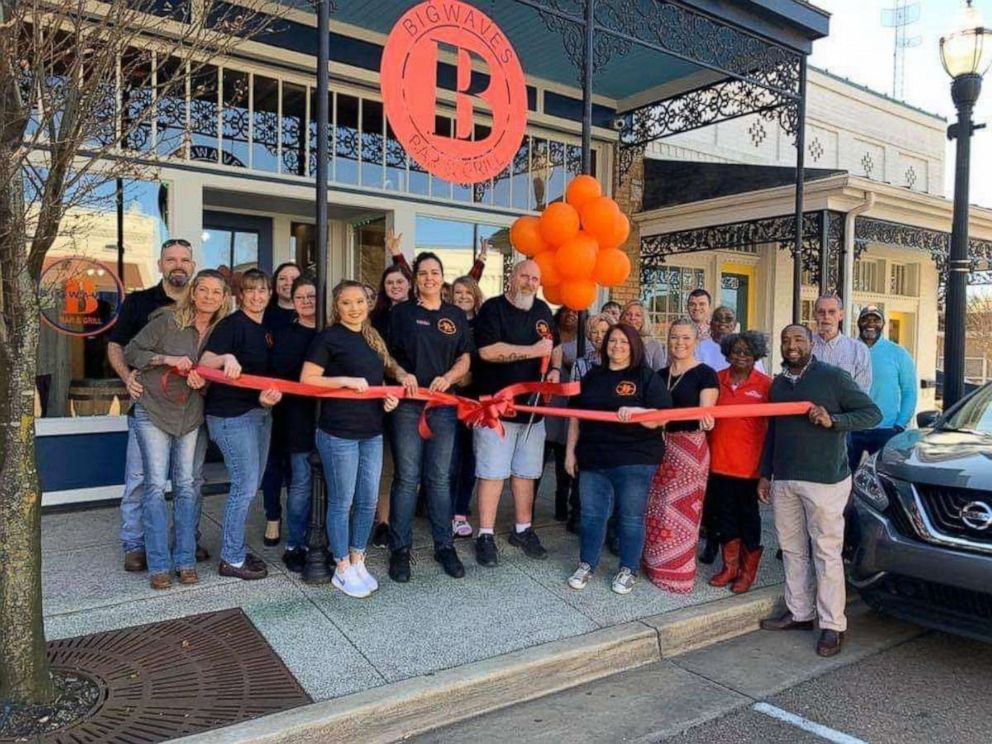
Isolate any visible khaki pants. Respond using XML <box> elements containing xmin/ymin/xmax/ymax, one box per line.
<box><xmin>771</xmin><ymin>478</ymin><xmax>851</xmax><ymax>632</ymax></box>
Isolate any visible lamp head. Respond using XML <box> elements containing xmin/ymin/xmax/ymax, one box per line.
<box><xmin>941</xmin><ymin>1</ymin><xmax>991</xmax><ymax>79</ymax></box>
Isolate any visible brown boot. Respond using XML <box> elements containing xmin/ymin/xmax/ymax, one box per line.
<box><xmin>177</xmin><ymin>568</ymin><xmax>199</xmax><ymax>585</ymax></box>
<box><xmin>149</xmin><ymin>572</ymin><xmax>171</xmax><ymax>590</ymax></box>
<box><xmin>124</xmin><ymin>550</ymin><xmax>147</xmax><ymax>572</ymax></box>
<box><xmin>708</xmin><ymin>539</ymin><xmax>741</xmax><ymax>587</ymax></box>
<box><xmin>195</xmin><ymin>544</ymin><xmax>210</xmax><ymax>562</ymax></box>
<box><xmin>732</xmin><ymin>545</ymin><xmax>764</xmax><ymax>594</ymax></box>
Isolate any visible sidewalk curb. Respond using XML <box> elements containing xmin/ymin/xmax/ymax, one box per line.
<box><xmin>174</xmin><ymin>585</ymin><xmax>784</xmax><ymax>744</ymax></box>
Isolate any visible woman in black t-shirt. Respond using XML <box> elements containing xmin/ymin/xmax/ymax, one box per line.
<box><xmin>301</xmin><ymin>280</ymin><xmax>399</xmax><ymax>599</ymax></box>
<box><xmin>564</xmin><ymin>323</ymin><xmax>671</xmax><ymax>595</ymax></box>
<box><xmin>201</xmin><ymin>269</ymin><xmax>283</xmax><ymax>582</ymax></box>
<box><xmin>264</xmin><ymin>276</ymin><xmax>318</xmax><ymax>573</ymax></box>
<box><xmin>385</xmin><ymin>252</ymin><xmax>472</xmax><ymax>584</ymax></box>
<box><xmin>263</xmin><ymin>262</ymin><xmax>301</xmax><ymax>332</ymax></box>
<box><xmin>642</xmin><ymin>318</ymin><xmax>719</xmax><ymax>594</ymax></box>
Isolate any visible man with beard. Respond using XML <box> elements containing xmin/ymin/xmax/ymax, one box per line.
<box><xmin>812</xmin><ymin>294</ymin><xmax>872</xmax><ymax>393</ymax></box>
<box><xmin>758</xmin><ymin>324</ymin><xmax>880</xmax><ymax>657</ymax></box>
<box><xmin>472</xmin><ymin>260</ymin><xmax>562</xmax><ymax>567</ymax></box>
<box><xmin>108</xmin><ymin>238</ymin><xmax>203</xmax><ymax>572</ymax></box>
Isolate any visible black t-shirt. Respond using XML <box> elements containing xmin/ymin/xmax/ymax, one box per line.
<box><xmin>387</xmin><ymin>300</ymin><xmax>472</xmax><ymax>390</ymax></box>
<box><xmin>203</xmin><ymin>311</ymin><xmax>272</xmax><ymax>418</ymax></box>
<box><xmin>263</xmin><ymin>304</ymin><xmax>297</xmax><ymax>332</ymax></box>
<box><xmin>473</xmin><ymin>295</ymin><xmax>558</xmax><ymax>423</ymax></box>
<box><xmin>270</xmin><ymin>322</ymin><xmax>317</xmax><ymax>452</ymax></box>
<box><xmin>659</xmin><ymin>363</ymin><xmax>719</xmax><ymax>432</ymax></box>
<box><xmin>306</xmin><ymin>324</ymin><xmax>386</xmax><ymax>439</ymax></box>
<box><xmin>109</xmin><ymin>282</ymin><xmax>174</xmax><ymax>346</ymax></box>
<box><xmin>572</xmin><ymin>365</ymin><xmax>671</xmax><ymax>470</ymax></box>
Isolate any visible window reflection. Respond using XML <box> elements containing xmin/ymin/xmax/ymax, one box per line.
<box><xmin>282</xmin><ymin>82</ymin><xmax>307</xmax><ymax>176</ymax></box>
<box><xmin>415</xmin><ymin>216</ymin><xmax>512</xmax><ymax>298</ymax></box>
<box><xmin>156</xmin><ymin>56</ymin><xmax>186</xmax><ymax>158</ymax></box>
<box><xmin>430</xmin><ymin>116</ymin><xmax>453</xmax><ymax>200</ymax></box>
<box><xmin>252</xmin><ymin>75</ymin><xmax>280</xmax><ymax>172</ymax></box>
<box><xmin>385</xmin><ymin>120</ymin><xmax>407</xmax><ymax>192</ymax></box>
<box><xmin>189</xmin><ymin>65</ymin><xmax>219</xmax><ymax>162</ymax></box>
<box><xmin>511</xmin><ymin>136</ymin><xmax>531</xmax><ymax>210</ymax></box>
<box><xmin>361</xmin><ymin>98</ymin><xmax>385</xmax><ymax>188</ymax></box>
<box><xmin>335</xmin><ymin>93</ymin><xmax>359</xmax><ymax>184</ymax></box>
<box><xmin>121</xmin><ymin>49</ymin><xmax>154</xmax><ymax>153</ymax></box>
<box><xmin>221</xmin><ymin>69</ymin><xmax>249</xmax><ymax>167</ymax></box>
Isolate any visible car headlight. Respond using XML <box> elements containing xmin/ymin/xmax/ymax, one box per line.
<box><xmin>853</xmin><ymin>453</ymin><xmax>889</xmax><ymax>511</ymax></box>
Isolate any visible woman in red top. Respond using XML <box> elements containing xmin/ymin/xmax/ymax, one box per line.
<box><xmin>707</xmin><ymin>331</ymin><xmax>772</xmax><ymax>594</ymax></box>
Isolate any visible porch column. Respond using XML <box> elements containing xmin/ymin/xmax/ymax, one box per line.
<box><xmin>792</xmin><ymin>58</ymin><xmax>808</xmax><ymax>323</ymax></box>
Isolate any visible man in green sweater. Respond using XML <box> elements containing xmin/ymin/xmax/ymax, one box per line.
<box><xmin>757</xmin><ymin>324</ymin><xmax>881</xmax><ymax>658</ymax></box>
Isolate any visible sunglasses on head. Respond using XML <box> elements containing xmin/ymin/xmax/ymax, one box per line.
<box><xmin>162</xmin><ymin>239</ymin><xmax>192</xmax><ymax>249</ymax></box>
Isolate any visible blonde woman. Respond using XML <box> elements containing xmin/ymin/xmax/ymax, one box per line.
<box><xmin>450</xmin><ymin>275</ymin><xmax>485</xmax><ymax>537</ymax></box>
<box><xmin>301</xmin><ymin>281</ymin><xmax>400</xmax><ymax>598</ymax></box>
<box><xmin>642</xmin><ymin>318</ymin><xmax>719</xmax><ymax>593</ymax></box>
<box><xmin>621</xmin><ymin>300</ymin><xmax>666</xmax><ymax>370</ymax></box>
<box><xmin>572</xmin><ymin>312</ymin><xmax>616</xmax><ymax>380</ymax></box>
<box><xmin>124</xmin><ymin>269</ymin><xmax>230</xmax><ymax>589</ymax></box>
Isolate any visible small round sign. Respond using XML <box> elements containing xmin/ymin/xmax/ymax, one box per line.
<box><xmin>38</xmin><ymin>257</ymin><xmax>124</xmax><ymax>337</ymax></box>
<box><xmin>380</xmin><ymin>0</ymin><xmax>528</xmax><ymax>185</ymax></box>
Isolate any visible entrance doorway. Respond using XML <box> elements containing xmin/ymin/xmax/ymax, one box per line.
<box><xmin>202</xmin><ymin>211</ymin><xmax>273</xmax><ymax>273</ymax></box>
<box><xmin>720</xmin><ymin>262</ymin><xmax>756</xmax><ymax>330</ymax></box>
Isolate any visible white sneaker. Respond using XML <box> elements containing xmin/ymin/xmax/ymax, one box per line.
<box><xmin>332</xmin><ymin>565</ymin><xmax>371</xmax><ymax>598</ymax></box>
<box><xmin>452</xmin><ymin>518</ymin><xmax>473</xmax><ymax>538</ymax></box>
<box><xmin>353</xmin><ymin>561</ymin><xmax>379</xmax><ymax>593</ymax></box>
<box><xmin>568</xmin><ymin>562</ymin><xmax>593</xmax><ymax>590</ymax></box>
<box><xmin>611</xmin><ymin>567</ymin><xmax>636</xmax><ymax>595</ymax></box>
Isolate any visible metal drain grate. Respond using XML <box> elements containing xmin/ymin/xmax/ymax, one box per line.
<box><xmin>17</xmin><ymin>608</ymin><xmax>311</xmax><ymax>743</ymax></box>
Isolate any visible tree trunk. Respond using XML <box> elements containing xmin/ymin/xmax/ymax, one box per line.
<box><xmin>0</xmin><ymin>256</ymin><xmax>54</xmax><ymax>704</ymax></box>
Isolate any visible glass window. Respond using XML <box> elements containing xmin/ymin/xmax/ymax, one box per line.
<box><xmin>361</xmin><ymin>98</ymin><xmax>385</xmax><ymax>188</ymax></box>
<box><xmin>188</xmin><ymin>65</ymin><xmax>219</xmax><ymax>161</ymax></box>
<box><xmin>201</xmin><ymin>228</ymin><xmax>259</xmax><ymax>273</ymax></box>
<box><xmin>384</xmin><ymin>120</ymin><xmax>407</xmax><ymax>192</ymax></box>
<box><xmin>121</xmin><ymin>49</ymin><xmax>154</xmax><ymax>153</ymax></box>
<box><xmin>306</xmin><ymin>89</ymin><xmax>331</xmax><ymax>180</ymax></box>
<box><xmin>252</xmin><ymin>75</ymin><xmax>280</xmax><ymax>172</ymax></box>
<box><xmin>221</xmin><ymin>69</ymin><xmax>249</xmax><ymax>168</ymax></box>
<box><xmin>546</xmin><ymin>140</ymin><xmax>567</xmax><ymax>205</ymax></box>
<box><xmin>430</xmin><ymin>116</ymin><xmax>453</xmax><ymax>200</ymax></box>
<box><xmin>511</xmin><ymin>136</ymin><xmax>530</xmax><ymax>211</ymax></box>
<box><xmin>478</xmin><ymin>223</ymin><xmax>511</xmax><ymax>299</ymax></box>
<box><xmin>409</xmin><ymin>151</ymin><xmax>429</xmax><ymax>196</ymax></box>
<box><xmin>641</xmin><ymin>266</ymin><xmax>705</xmax><ymax>338</ymax></box>
<box><xmin>335</xmin><ymin>92</ymin><xmax>359</xmax><ymax>185</ymax></box>
<box><xmin>36</xmin><ymin>179</ymin><xmax>168</xmax><ymax>420</ymax></box>
<box><xmin>281</xmin><ymin>82</ymin><xmax>307</xmax><ymax>176</ymax></box>
<box><xmin>155</xmin><ymin>56</ymin><xmax>186</xmax><ymax>158</ymax></box>
<box><xmin>415</xmin><ymin>216</ymin><xmax>474</xmax><ymax>281</ymax></box>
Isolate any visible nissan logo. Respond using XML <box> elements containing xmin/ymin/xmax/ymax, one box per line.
<box><xmin>960</xmin><ymin>500</ymin><xmax>992</xmax><ymax>531</ymax></box>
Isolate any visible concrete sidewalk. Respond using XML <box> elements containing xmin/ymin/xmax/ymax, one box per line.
<box><xmin>42</xmin><ymin>477</ymin><xmax>785</xmax><ymax>739</ymax></box>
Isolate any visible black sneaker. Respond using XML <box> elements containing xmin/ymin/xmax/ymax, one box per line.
<box><xmin>434</xmin><ymin>546</ymin><xmax>465</xmax><ymax>579</ymax></box>
<box><xmin>389</xmin><ymin>548</ymin><xmax>411</xmax><ymax>583</ymax></box>
<box><xmin>244</xmin><ymin>553</ymin><xmax>267</xmax><ymax>572</ymax></box>
<box><xmin>508</xmin><ymin>528</ymin><xmax>548</xmax><ymax>560</ymax></box>
<box><xmin>475</xmin><ymin>534</ymin><xmax>498</xmax><ymax>567</ymax></box>
<box><xmin>372</xmin><ymin>522</ymin><xmax>390</xmax><ymax>549</ymax></box>
<box><xmin>281</xmin><ymin>546</ymin><xmax>307</xmax><ymax>574</ymax></box>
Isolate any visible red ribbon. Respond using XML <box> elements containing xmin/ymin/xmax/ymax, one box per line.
<box><xmin>179</xmin><ymin>365</ymin><xmax>811</xmax><ymax>438</ymax></box>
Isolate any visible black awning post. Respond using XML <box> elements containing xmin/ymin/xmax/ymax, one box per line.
<box><xmin>792</xmin><ymin>58</ymin><xmax>808</xmax><ymax>324</ymax></box>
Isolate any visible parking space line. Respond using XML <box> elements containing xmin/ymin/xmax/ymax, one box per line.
<box><xmin>752</xmin><ymin>702</ymin><xmax>868</xmax><ymax>744</ymax></box>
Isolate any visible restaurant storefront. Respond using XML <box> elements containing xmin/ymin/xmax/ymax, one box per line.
<box><xmin>35</xmin><ymin>0</ymin><xmax>828</xmax><ymax>505</ymax></box>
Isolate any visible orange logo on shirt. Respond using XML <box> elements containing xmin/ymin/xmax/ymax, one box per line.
<box><xmin>616</xmin><ymin>381</ymin><xmax>637</xmax><ymax>396</ymax></box>
<box><xmin>437</xmin><ymin>318</ymin><xmax>457</xmax><ymax>335</ymax></box>
<box><xmin>535</xmin><ymin>320</ymin><xmax>551</xmax><ymax>338</ymax></box>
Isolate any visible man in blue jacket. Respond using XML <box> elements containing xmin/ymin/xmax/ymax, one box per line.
<box><xmin>848</xmin><ymin>305</ymin><xmax>918</xmax><ymax>472</ymax></box>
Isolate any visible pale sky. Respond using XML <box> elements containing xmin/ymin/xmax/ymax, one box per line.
<box><xmin>809</xmin><ymin>0</ymin><xmax>992</xmax><ymax>207</ymax></box>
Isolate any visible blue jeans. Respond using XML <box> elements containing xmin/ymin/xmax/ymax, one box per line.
<box><xmin>317</xmin><ymin>430</ymin><xmax>382</xmax><ymax>561</ymax></box>
<box><xmin>389</xmin><ymin>401</ymin><xmax>456</xmax><ymax>551</ymax></box>
<box><xmin>207</xmin><ymin>408</ymin><xmax>272</xmax><ymax>566</ymax></box>
<box><xmin>579</xmin><ymin>465</ymin><xmax>657</xmax><ymax>572</ymax></box>
<box><xmin>450</xmin><ymin>422</ymin><xmax>476</xmax><ymax>517</ymax></box>
<box><xmin>262</xmin><ymin>440</ymin><xmax>290</xmax><ymax>521</ymax></box>
<box><xmin>121</xmin><ymin>417</ymin><xmax>207</xmax><ymax>554</ymax></box>
<box><xmin>132</xmin><ymin>404</ymin><xmax>199</xmax><ymax>574</ymax></box>
<box><xmin>286</xmin><ymin>452</ymin><xmax>313</xmax><ymax>550</ymax></box>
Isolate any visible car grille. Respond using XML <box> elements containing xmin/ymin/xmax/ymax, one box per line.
<box><xmin>879</xmin><ymin>575</ymin><xmax>992</xmax><ymax>623</ymax></box>
<box><xmin>914</xmin><ymin>485</ymin><xmax>992</xmax><ymax>546</ymax></box>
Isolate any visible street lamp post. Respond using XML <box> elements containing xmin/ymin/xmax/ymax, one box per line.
<box><xmin>940</xmin><ymin>0</ymin><xmax>990</xmax><ymax>408</ymax></box>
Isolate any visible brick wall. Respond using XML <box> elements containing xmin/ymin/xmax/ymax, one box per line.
<box><xmin>611</xmin><ymin>148</ymin><xmax>645</xmax><ymax>306</ymax></box>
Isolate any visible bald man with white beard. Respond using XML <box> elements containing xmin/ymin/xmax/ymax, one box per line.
<box><xmin>471</xmin><ymin>260</ymin><xmax>563</xmax><ymax>567</ymax></box>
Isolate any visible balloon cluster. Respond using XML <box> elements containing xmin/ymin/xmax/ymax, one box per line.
<box><xmin>509</xmin><ymin>176</ymin><xmax>632</xmax><ymax>310</ymax></box>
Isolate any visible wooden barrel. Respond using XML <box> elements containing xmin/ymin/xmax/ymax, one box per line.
<box><xmin>68</xmin><ymin>378</ymin><xmax>131</xmax><ymax>417</ymax></box>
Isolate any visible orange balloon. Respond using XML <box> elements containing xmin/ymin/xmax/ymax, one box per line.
<box><xmin>580</xmin><ymin>196</ymin><xmax>621</xmax><ymax>246</ymax></box>
<box><xmin>542</xmin><ymin>283</ymin><xmax>563</xmax><ymax>306</ymax></box>
<box><xmin>534</xmin><ymin>250</ymin><xmax>562</xmax><ymax>287</ymax></box>
<box><xmin>554</xmin><ymin>231</ymin><xmax>598</xmax><ymax>281</ymax></box>
<box><xmin>565</xmin><ymin>175</ymin><xmax>602</xmax><ymax>211</ymax></box>
<box><xmin>601</xmin><ymin>213</ymin><xmax>630</xmax><ymax>251</ymax></box>
<box><xmin>509</xmin><ymin>215</ymin><xmax>547</xmax><ymax>257</ymax></box>
<box><xmin>539</xmin><ymin>202</ymin><xmax>581</xmax><ymax>247</ymax></box>
<box><xmin>592</xmin><ymin>248</ymin><xmax>631</xmax><ymax>287</ymax></box>
<box><xmin>560</xmin><ymin>278</ymin><xmax>598</xmax><ymax>311</ymax></box>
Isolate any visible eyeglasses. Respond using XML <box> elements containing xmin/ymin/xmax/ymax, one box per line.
<box><xmin>294</xmin><ymin>294</ymin><xmax>317</xmax><ymax>302</ymax></box>
<box><xmin>161</xmin><ymin>239</ymin><xmax>192</xmax><ymax>249</ymax></box>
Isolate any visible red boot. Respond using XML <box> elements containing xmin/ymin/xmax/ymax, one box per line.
<box><xmin>732</xmin><ymin>545</ymin><xmax>763</xmax><ymax>594</ymax></box>
<box><xmin>708</xmin><ymin>539</ymin><xmax>741</xmax><ymax>587</ymax></box>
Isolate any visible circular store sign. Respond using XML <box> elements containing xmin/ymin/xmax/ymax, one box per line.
<box><xmin>380</xmin><ymin>0</ymin><xmax>528</xmax><ymax>184</ymax></box>
<box><xmin>38</xmin><ymin>257</ymin><xmax>124</xmax><ymax>337</ymax></box>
